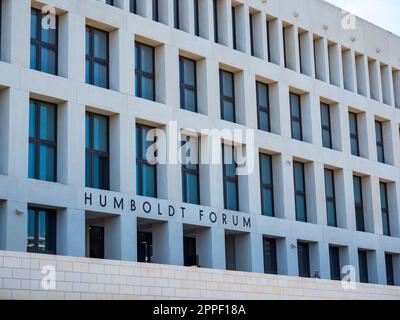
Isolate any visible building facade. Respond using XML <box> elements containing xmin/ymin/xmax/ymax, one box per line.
<box><xmin>0</xmin><ymin>0</ymin><xmax>400</xmax><ymax>292</ymax></box>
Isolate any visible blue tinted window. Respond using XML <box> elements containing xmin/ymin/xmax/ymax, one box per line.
<box><xmin>325</xmin><ymin>169</ymin><xmax>337</xmax><ymax>227</ymax></box>
<box><xmin>293</xmin><ymin>161</ymin><xmax>307</xmax><ymax>222</ymax></box>
<box><xmin>321</xmin><ymin>103</ymin><xmax>332</xmax><ymax>149</ymax></box>
<box><xmin>349</xmin><ymin>112</ymin><xmax>360</xmax><ymax>156</ymax></box>
<box><xmin>257</xmin><ymin>82</ymin><xmax>270</xmax><ymax>132</ymax></box>
<box><xmin>136</xmin><ymin>124</ymin><xmax>157</xmax><ymax>198</ymax></box>
<box><xmin>290</xmin><ymin>93</ymin><xmax>302</xmax><ymax>141</ymax></box>
<box><xmin>27</xmin><ymin>208</ymin><xmax>56</xmax><ymax>254</ymax></box>
<box><xmin>220</xmin><ymin>70</ymin><xmax>235</xmax><ymax>123</ymax></box>
<box><xmin>28</xmin><ymin>100</ymin><xmax>57</xmax><ymax>182</ymax></box>
<box><xmin>260</xmin><ymin>154</ymin><xmax>274</xmax><ymax>217</ymax></box>
<box><xmin>86</xmin><ymin>113</ymin><xmax>109</xmax><ymax>190</ymax></box>
<box><xmin>380</xmin><ymin>182</ymin><xmax>390</xmax><ymax>236</ymax></box>
<box><xmin>30</xmin><ymin>8</ymin><xmax>57</xmax><ymax>75</ymax></box>
<box><xmin>353</xmin><ymin>176</ymin><xmax>365</xmax><ymax>232</ymax></box>
<box><xmin>135</xmin><ymin>42</ymin><xmax>155</xmax><ymax>101</ymax></box>
<box><xmin>223</xmin><ymin>145</ymin><xmax>239</xmax><ymax>211</ymax></box>
<box><xmin>180</xmin><ymin>57</ymin><xmax>197</xmax><ymax>112</ymax></box>
<box><xmin>86</xmin><ymin>26</ymin><xmax>109</xmax><ymax>88</ymax></box>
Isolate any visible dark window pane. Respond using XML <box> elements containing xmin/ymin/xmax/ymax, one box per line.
<box><xmin>263</xmin><ymin>238</ymin><xmax>277</xmax><ymax>274</ymax></box>
<box><xmin>93</xmin><ymin>115</ymin><xmax>108</xmax><ymax>152</ymax></box>
<box><xmin>28</xmin><ymin>143</ymin><xmax>36</xmax><ymax>179</ymax></box>
<box><xmin>297</xmin><ymin>242</ymin><xmax>310</xmax><ymax>278</ymax></box>
<box><xmin>183</xmin><ymin>172</ymin><xmax>199</xmax><ymax>205</ymax></box>
<box><xmin>222</xmin><ymin>100</ymin><xmax>235</xmax><ymax>123</ymax></box>
<box><xmin>39</xmin><ymin>102</ymin><xmax>56</xmax><ymax>141</ymax></box>
<box><xmin>142</xmin><ymin>164</ymin><xmax>157</xmax><ymax>198</ymax></box>
<box><xmin>257</xmin><ymin>82</ymin><xmax>269</xmax><ymax>108</ymax></box>
<box><xmin>323</xmin><ymin>170</ymin><xmax>333</xmax><ymax>197</ymax></box>
<box><xmin>329</xmin><ymin>246</ymin><xmax>341</xmax><ymax>281</ymax></box>
<box><xmin>29</xmin><ymin>102</ymin><xmax>36</xmax><ymax>138</ymax></box>
<box><xmin>39</xmin><ymin>146</ymin><xmax>56</xmax><ymax>182</ymax></box>
<box><xmin>93</xmin><ymin>62</ymin><xmax>108</xmax><ymax>88</ymax></box>
<box><xmin>40</xmin><ymin>48</ymin><xmax>56</xmax><ymax>74</ymax></box>
<box><xmin>30</xmin><ymin>44</ymin><xmax>38</xmax><ymax>70</ymax></box>
<box><xmin>326</xmin><ymin>201</ymin><xmax>337</xmax><ymax>227</ymax></box>
<box><xmin>385</xmin><ymin>254</ymin><xmax>394</xmax><ymax>286</ymax></box>
<box><xmin>41</xmin><ymin>25</ymin><xmax>56</xmax><ymax>45</ymax></box>
<box><xmin>294</xmin><ymin>162</ymin><xmax>305</xmax><ymax>192</ymax></box>
<box><xmin>93</xmin><ymin>30</ymin><xmax>108</xmax><ymax>60</ymax></box>
<box><xmin>258</xmin><ymin>110</ymin><xmax>270</xmax><ymax>132</ymax></box>
<box><xmin>183</xmin><ymin>89</ymin><xmax>196</xmax><ymax>112</ymax></box>
<box><xmin>225</xmin><ymin>181</ymin><xmax>238</xmax><ymax>211</ymax></box>
<box><xmin>262</xmin><ymin>188</ymin><xmax>274</xmax><ymax>217</ymax></box>
<box><xmin>290</xmin><ymin>93</ymin><xmax>301</xmax><ymax>117</ymax></box>
<box><xmin>31</xmin><ymin>10</ymin><xmax>38</xmax><ymax>40</ymax></box>
<box><xmin>221</xmin><ymin>71</ymin><xmax>233</xmax><ymax>97</ymax></box>
<box><xmin>292</xmin><ymin>120</ymin><xmax>302</xmax><ymax>140</ymax></box>
<box><xmin>27</xmin><ymin>210</ymin><xmax>35</xmax><ymax>252</ymax></box>
<box><xmin>260</xmin><ymin>155</ymin><xmax>272</xmax><ymax>184</ymax></box>
<box><xmin>182</xmin><ymin>58</ymin><xmax>196</xmax><ymax>86</ymax></box>
<box><xmin>141</xmin><ymin>76</ymin><xmax>155</xmax><ymax>101</ymax></box>
<box><xmin>140</xmin><ymin>45</ymin><xmax>154</xmax><ymax>73</ymax></box>
<box><xmin>295</xmin><ymin>195</ymin><xmax>307</xmax><ymax>222</ymax></box>
<box><xmin>322</xmin><ymin>129</ymin><xmax>332</xmax><ymax>148</ymax></box>
<box><xmin>358</xmin><ymin>250</ymin><xmax>369</xmax><ymax>283</ymax></box>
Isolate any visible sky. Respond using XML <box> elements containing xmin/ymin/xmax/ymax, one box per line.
<box><xmin>325</xmin><ymin>0</ymin><xmax>400</xmax><ymax>36</ymax></box>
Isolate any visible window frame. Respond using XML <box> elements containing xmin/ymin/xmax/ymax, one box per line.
<box><xmin>324</xmin><ymin>169</ymin><xmax>337</xmax><ymax>227</ymax></box>
<box><xmin>219</xmin><ymin>70</ymin><xmax>236</xmax><ymax>123</ymax></box>
<box><xmin>222</xmin><ymin>145</ymin><xmax>239</xmax><ymax>211</ymax></box>
<box><xmin>29</xmin><ymin>99</ymin><xmax>57</xmax><ymax>182</ymax></box>
<box><xmin>263</xmin><ymin>237</ymin><xmax>278</xmax><ymax>275</ymax></box>
<box><xmin>179</xmin><ymin>56</ymin><xmax>198</xmax><ymax>112</ymax></box>
<box><xmin>380</xmin><ymin>182</ymin><xmax>391</xmax><ymax>237</ymax></box>
<box><xmin>259</xmin><ymin>153</ymin><xmax>274</xmax><ymax>217</ymax></box>
<box><xmin>293</xmin><ymin>161</ymin><xmax>307</xmax><ymax>222</ymax></box>
<box><xmin>136</xmin><ymin>124</ymin><xmax>158</xmax><ymax>198</ymax></box>
<box><xmin>135</xmin><ymin>41</ymin><xmax>156</xmax><ymax>101</ymax></box>
<box><xmin>375</xmin><ymin>121</ymin><xmax>385</xmax><ymax>163</ymax></box>
<box><xmin>30</xmin><ymin>7</ymin><xmax>59</xmax><ymax>75</ymax></box>
<box><xmin>320</xmin><ymin>103</ymin><xmax>333</xmax><ymax>149</ymax></box>
<box><xmin>27</xmin><ymin>207</ymin><xmax>57</xmax><ymax>255</ymax></box>
<box><xmin>290</xmin><ymin>93</ymin><xmax>303</xmax><ymax>141</ymax></box>
<box><xmin>85</xmin><ymin>112</ymin><xmax>110</xmax><ymax>190</ymax></box>
<box><xmin>256</xmin><ymin>81</ymin><xmax>271</xmax><ymax>132</ymax></box>
<box><xmin>349</xmin><ymin>112</ymin><xmax>360</xmax><ymax>157</ymax></box>
<box><xmin>353</xmin><ymin>176</ymin><xmax>365</xmax><ymax>232</ymax></box>
<box><xmin>86</xmin><ymin>26</ymin><xmax>109</xmax><ymax>89</ymax></box>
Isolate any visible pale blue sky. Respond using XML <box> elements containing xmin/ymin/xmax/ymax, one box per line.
<box><xmin>325</xmin><ymin>0</ymin><xmax>400</xmax><ymax>36</ymax></box>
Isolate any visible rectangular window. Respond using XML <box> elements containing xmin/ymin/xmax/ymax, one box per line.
<box><xmin>232</xmin><ymin>6</ymin><xmax>237</xmax><ymax>50</ymax></box>
<box><xmin>29</xmin><ymin>100</ymin><xmax>57</xmax><ymax>182</ymax></box>
<box><xmin>349</xmin><ymin>112</ymin><xmax>360</xmax><ymax>157</ymax></box>
<box><xmin>213</xmin><ymin>0</ymin><xmax>218</xmax><ymax>43</ymax></box>
<box><xmin>219</xmin><ymin>70</ymin><xmax>235</xmax><ymax>123</ymax></box>
<box><xmin>260</xmin><ymin>154</ymin><xmax>274</xmax><ymax>217</ymax></box>
<box><xmin>138</xmin><ymin>232</ymin><xmax>152</xmax><ymax>263</ymax></box>
<box><xmin>86</xmin><ymin>26</ymin><xmax>109</xmax><ymax>89</ymax></box>
<box><xmin>353</xmin><ymin>176</ymin><xmax>365</xmax><ymax>232</ymax></box>
<box><xmin>27</xmin><ymin>207</ymin><xmax>56</xmax><ymax>254</ymax></box>
<box><xmin>181</xmin><ymin>137</ymin><xmax>200</xmax><ymax>205</ymax></box>
<box><xmin>256</xmin><ymin>82</ymin><xmax>271</xmax><ymax>132</ymax></box>
<box><xmin>290</xmin><ymin>93</ymin><xmax>303</xmax><ymax>141</ymax></box>
<box><xmin>380</xmin><ymin>182</ymin><xmax>390</xmax><ymax>236</ymax></box>
<box><xmin>152</xmin><ymin>0</ymin><xmax>159</xmax><ymax>21</ymax></box>
<box><xmin>320</xmin><ymin>103</ymin><xmax>332</xmax><ymax>149</ymax></box>
<box><xmin>85</xmin><ymin>112</ymin><xmax>109</xmax><ymax>190</ymax></box>
<box><xmin>174</xmin><ymin>0</ymin><xmax>180</xmax><ymax>29</ymax></box>
<box><xmin>385</xmin><ymin>254</ymin><xmax>395</xmax><ymax>286</ymax></box>
<box><xmin>223</xmin><ymin>145</ymin><xmax>239</xmax><ymax>211</ymax></box>
<box><xmin>179</xmin><ymin>57</ymin><xmax>197</xmax><ymax>112</ymax></box>
<box><xmin>136</xmin><ymin>124</ymin><xmax>157</xmax><ymax>198</ymax></box>
<box><xmin>135</xmin><ymin>42</ymin><xmax>155</xmax><ymax>101</ymax></box>
<box><xmin>358</xmin><ymin>250</ymin><xmax>369</xmax><ymax>283</ymax></box>
<box><xmin>30</xmin><ymin>8</ymin><xmax>58</xmax><ymax>75</ymax></box>
<box><xmin>375</xmin><ymin>121</ymin><xmax>385</xmax><ymax>163</ymax></box>
<box><xmin>329</xmin><ymin>246</ymin><xmax>341</xmax><ymax>281</ymax></box>
<box><xmin>106</xmin><ymin>0</ymin><xmax>114</xmax><ymax>5</ymax></box>
<box><xmin>130</xmin><ymin>0</ymin><xmax>137</xmax><ymax>14</ymax></box>
<box><xmin>194</xmin><ymin>0</ymin><xmax>200</xmax><ymax>36</ymax></box>
<box><xmin>249</xmin><ymin>13</ymin><xmax>255</xmax><ymax>56</ymax></box>
<box><xmin>325</xmin><ymin>169</ymin><xmax>337</xmax><ymax>227</ymax></box>
<box><xmin>297</xmin><ymin>242</ymin><xmax>310</xmax><ymax>278</ymax></box>
<box><xmin>293</xmin><ymin>161</ymin><xmax>307</xmax><ymax>222</ymax></box>
<box><xmin>263</xmin><ymin>237</ymin><xmax>277</xmax><ymax>275</ymax></box>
